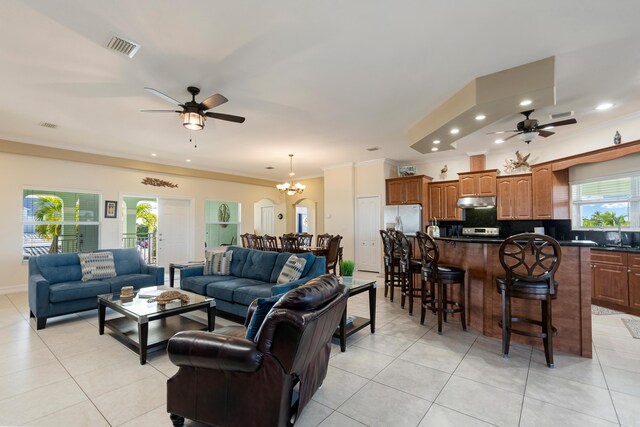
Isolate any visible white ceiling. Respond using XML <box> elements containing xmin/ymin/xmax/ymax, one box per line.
<box><xmin>1</xmin><ymin>1</ymin><xmax>640</xmax><ymax>180</ymax></box>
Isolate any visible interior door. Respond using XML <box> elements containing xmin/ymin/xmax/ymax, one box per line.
<box><xmin>261</xmin><ymin>206</ymin><xmax>275</xmax><ymax>235</ymax></box>
<box><xmin>157</xmin><ymin>198</ymin><xmax>193</xmax><ymax>268</ymax></box>
<box><xmin>356</xmin><ymin>196</ymin><xmax>380</xmax><ymax>272</ymax></box>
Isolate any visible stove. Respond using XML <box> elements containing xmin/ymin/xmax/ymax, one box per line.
<box><xmin>462</xmin><ymin>227</ymin><xmax>500</xmax><ymax>237</ymax></box>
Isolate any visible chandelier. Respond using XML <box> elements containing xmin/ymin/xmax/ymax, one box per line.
<box><xmin>276</xmin><ymin>154</ymin><xmax>305</xmax><ymax>196</ymax></box>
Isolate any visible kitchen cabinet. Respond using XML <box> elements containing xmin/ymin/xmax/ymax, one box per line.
<box><xmin>531</xmin><ymin>164</ymin><xmax>569</xmax><ymax>220</ymax></box>
<box><xmin>386</xmin><ymin>175</ymin><xmax>431</xmax><ymax>205</ymax></box>
<box><xmin>429</xmin><ymin>180</ymin><xmax>462</xmax><ymax>221</ymax></box>
<box><xmin>590</xmin><ymin>250</ymin><xmax>640</xmax><ymax>315</ymax></box>
<box><xmin>458</xmin><ymin>170</ymin><xmax>498</xmax><ymax>197</ymax></box>
<box><xmin>496</xmin><ymin>174</ymin><xmax>532</xmax><ymax>220</ymax></box>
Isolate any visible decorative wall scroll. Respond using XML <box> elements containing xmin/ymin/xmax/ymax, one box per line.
<box><xmin>141</xmin><ymin>177</ymin><xmax>178</xmax><ymax>188</ymax></box>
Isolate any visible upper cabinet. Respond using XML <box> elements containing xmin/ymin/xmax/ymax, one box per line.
<box><xmin>386</xmin><ymin>175</ymin><xmax>432</xmax><ymax>205</ymax></box>
<box><xmin>496</xmin><ymin>174</ymin><xmax>532</xmax><ymax>220</ymax></box>
<box><xmin>429</xmin><ymin>180</ymin><xmax>463</xmax><ymax>221</ymax></box>
<box><xmin>458</xmin><ymin>170</ymin><xmax>498</xmax><ymax>197</ymax></box>
<box><xmin>531</xmin><ymin>164</ymin><xmax>570</xmax><ymax>219</ymax></box>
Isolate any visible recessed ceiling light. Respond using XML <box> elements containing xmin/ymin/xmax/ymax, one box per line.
<box><xmin>475</xmin><ymin>114</ymin><xmax>486</xmax><ymax>121</ymax></box>
<box><xmin>431</xmin><ymin>147</ymin><xmax>438</xmax><ymax>152</ymax></box>
<box><xmin>433</xmin><ymin>140</ymin><xmax>440</xmax><ymax>144</ymax></box>
<box><xmin>520</xmin><ymin>99</ymin><xmax>532</xmax><ymax>106</ymax></box>
<box><xmin>186</xmin><ymin>159</ymin><xmax>191</xmax><ymax>162</ymax></box>
<box><xmin>595</xmin><ymin>102</ymin><xmax>614</xmax><ymax>111</ymax></box>
<box><xmin>450</xmin><ymin>128</ymin><xmax>460</xmax><ymax>135</ymax></box>
<box><xmin>495</xmin><ymin>139</ymin><xmax>504</xmax><ymax>144</ymax></box>
<box><xmin>151</xmin><ymin>153</ymin><xmax>157</xmax><ymax>157</ymax></box>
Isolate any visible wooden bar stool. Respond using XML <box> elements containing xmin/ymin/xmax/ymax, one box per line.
<box><xmin>379</xmin><ymin>230</ymin><xmax>401</xmax><ymax>301</ymax></box>
<box><xmin>395</xmin><ymin>231</ymin><xmax>423</xmax><ymax>315</ymax></box>
<box><xmin>416</xmin><ymin>231</ymin><xmax>466</xmax><ymax>334</ymax></box>
<box><xmin>497</xmin><ymin>233</ymin><xmax>561</xmax><ymax>368</ymax></box>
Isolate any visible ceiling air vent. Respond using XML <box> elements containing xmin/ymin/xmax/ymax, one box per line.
<box><xmin>550</xmin><ymin>111</ymin><xmax>574</xmax><ymax>120</ymax></box>
<box><xmin>366</xmin><ymin>147</ymin><xmax>380</xmax><ymax>152</ymax></box>
<box><xmin>106</xmin><ymin>35</ymin><xmax>141</xmax><ymax>58</ymax></box>
<box><xmin>39</xmin><ymin>122</ymin><xmax>58</xmax><ymax>129</ymax></box>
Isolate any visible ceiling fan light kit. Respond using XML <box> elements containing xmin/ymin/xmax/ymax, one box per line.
<box><xmin>182</xmin><ymin>111</ymin><xmax>205</xmax><ymax>130</ymax></box>
<box><xmin>276</xmin><ymin>154</ymin><xmax>305</xmax><ymax>196</ymax></box>
<box><xmin>492</xmin><ymin>109</ymin><xmax>577</xmax><ymax>144</ymax></box>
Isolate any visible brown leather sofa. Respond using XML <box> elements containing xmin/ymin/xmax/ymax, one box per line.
<box><xmin>166</xmin><ymin>274</ymin><xmax>348</xmax><ymax>427</ymax></box>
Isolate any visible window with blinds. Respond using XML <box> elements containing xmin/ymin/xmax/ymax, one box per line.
<box><xmin>571</xmin><ymin>175</ymin><xmax>640</xmax><ymax>230</ymax></box>
<box><xmin>204</xmin><ymin>201</ymin><xmax>240</xmax><ymax>248</ymax></box>
<box><xmin>23</xmin><ymin>189</ymin><xmax>100</xmax><ymax>259</ymax></box>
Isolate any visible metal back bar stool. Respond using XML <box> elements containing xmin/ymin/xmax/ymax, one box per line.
<box><xmin>416</xmin><ymin>231</ymin><xmax>466</xmax><ymax>334</ymax></box>
<box><xmin>497</xmin><ymin>233</ymin><xmax>561</xmax><ymax>367</ymax></box>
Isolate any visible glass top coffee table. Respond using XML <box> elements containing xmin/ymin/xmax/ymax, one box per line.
<box><xmin>98</xmin><ymin>286</ymin><xmax>216</xmax><ymax>364</ymax></box>
<box><xmin>334</xmin><ymin>277</ymin><xmax>376</xmax><ymax>352</ymax></box>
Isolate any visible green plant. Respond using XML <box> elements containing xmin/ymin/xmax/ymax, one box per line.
<box><xmin>582</xmin><ymin>211</ymin><xmax>629</xmax><ymax>227</ymax></box>
<box><xmin>339</xmin><ymin>260</ymin><xmax>355</xmax><ymax>276</ymax></box>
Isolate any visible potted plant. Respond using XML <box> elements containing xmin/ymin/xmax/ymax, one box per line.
<box><xmin>339</xmin><ymin>260</ymin><xmax>355</xmax><ymax>284</ymax></box>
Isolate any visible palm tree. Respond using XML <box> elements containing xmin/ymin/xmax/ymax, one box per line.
<box><xmin>136</xmin><ymin>202</ymin><xmax>157</xmax><ymax>234</ymax></box>
<box><xmin>33</xmin><ymin>196</ymin><xmax>62</xmax><ymax>252</ymax></box>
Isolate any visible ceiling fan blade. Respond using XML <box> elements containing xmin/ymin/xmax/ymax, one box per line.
<box><xmin>140</xmin><ymin>109</ymin><xmax>181</xmax><ymax>113</ymax></box>
<box><xmin>200</xmin><ymin>93</ymin><xmax>228</xmax><ymax>110</ymax></box>
<box><xmin>204</xmin><ymin>112</ymin><xmax>246</xmax><ymax>123</ymax></box>
<box><xmin>538</xmin><ymin>130</ymin><xmax>555</xmax><ymax>138</ymax></box>
<box><xmin>144</xmin><ymin>87</ymin><xmax>182</xmax><ymax>106</ymax></box>
<box><xmin>487</xmin><ymin>130</ymin><xmax>518</xmax><ymax>135</ymax></box>
<box><xmin>536</xmin><ymin>118</ymin><xmax>577</xmax><ymax>129</ymax></box>
<box><xmin>504</xmin><ymin>132</ymin><xmax>522</xmax><ymax>141</ymax></box>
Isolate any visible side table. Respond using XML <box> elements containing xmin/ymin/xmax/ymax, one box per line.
<box><xmin>169</xmin><ymin>261</ymin><xmax>204</xmax><ymax>287</ymax></box>
<box><xmin>334</xmin><ymin>278</ymin><xmax>376</xmax><ymax>352</ymax></box>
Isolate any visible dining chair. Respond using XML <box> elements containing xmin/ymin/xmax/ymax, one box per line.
<box><xmin>325</xmin><ymin>235</ymin><xmax>343</xmax><ymax>274</ymax></box>
<box><xmin>262</xmin><ymin>234</ymin><xmax>279</xmax><ymax>252</ymax></box>
<box><xmin>296</xmin><ymin>232</ymin><xmax>313</xmax><ymax>247</ymax></box>
<box><xmin>316</xmin><ymin>233</ymin><xmax>332</xmax><ymax>249</ymax></box>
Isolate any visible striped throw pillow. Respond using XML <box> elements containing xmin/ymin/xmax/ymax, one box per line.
<box><xmin>277</xmin><ymin>255</ymin><xmax>307</xmax><ymax>284</ymax></box>
<box><xmin>204</xmin><ymin>250</ymin><xmax>233</xmax><ymax>276</ymax></box>
<box><xmin>78</xmin><ymin>251</ymin><xmax>117</xmax><ymax>281</ymax></box>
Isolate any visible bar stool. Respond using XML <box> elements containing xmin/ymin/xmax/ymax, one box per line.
<box><xmin>395</xmin><ymin>231</ymin><xmax>423</xmax><ymax>315</ymax></box>
<box><xmin>379</xmin><ymin>230</ymin><xmax>401</xmax><ymax>301</ymax></box>
<box><xmin>497</xmin><ymin>233</ymin><xmax>561</xmax><ymax>368</ymax></box>
<box><xmin>416</xmin><ymin>231</ymin><xmax>466</xmax><ymax>334</ymax></box>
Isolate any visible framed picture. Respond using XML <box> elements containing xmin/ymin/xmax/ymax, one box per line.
<box><xmin>105</xmin><ymin>200</ymin><xmax>118</xmax><ymax>219</ymax></box>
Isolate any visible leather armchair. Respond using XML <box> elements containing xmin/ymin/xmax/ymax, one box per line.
<box><xmin>167</xmin><ymin>274</ymin><xmax>348</xmax><ymax>427</ymax></box>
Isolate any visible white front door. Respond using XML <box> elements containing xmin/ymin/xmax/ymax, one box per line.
<box><xmin>356</xmin><ymin>196</ymin><xmax>380</xmax><ymax>272</ymax></box>
<box><xmin>157</xmin><ymin>198</ymin><xmax>193</xmax><ymax>268</ymax></box>
<box><xmin>261</xmin><ymin>206</ymin><xmax>275</xmax><ymax>235</ymax></box>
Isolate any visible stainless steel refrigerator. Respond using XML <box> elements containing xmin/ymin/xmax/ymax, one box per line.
<box><xmin>383</xmin><ymin>204</ymin><xmax>422</xmax><ymax>234</ymax></box>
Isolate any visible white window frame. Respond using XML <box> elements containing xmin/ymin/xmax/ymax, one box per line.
<box><xmin>204</xmin><ymin>200</ymin><xmax>241</xmax><ymax>248</ymax></box>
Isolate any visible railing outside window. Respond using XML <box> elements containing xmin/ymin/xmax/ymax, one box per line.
<box><xmin>122</xmin><ymin>232</ymin><xmax>157</xmax><ymax>264</ymax></box>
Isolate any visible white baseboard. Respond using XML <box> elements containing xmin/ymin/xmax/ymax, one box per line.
<box><xmin>0</xmin><ymin>284</ymin><xmax>27</xmax><ymax>295</ymax></box>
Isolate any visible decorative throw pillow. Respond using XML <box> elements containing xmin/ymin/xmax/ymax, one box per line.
<box><xmin>78</xmin><ymin>251</ymin><xmax>117</xmax><ymax>282</ymax></box>
<box><xmin>277</xmin><ymin>255</ymin><xmax>307</xmax><ymax>284</ymax></box>
<box><xmin>204</xmin><ymin>250</ymin><xmax>233</xmax><ymax>275</ymax></box>
<box><xmin>245</xmin><ymin>295</ymin><xmax>281</xmax><ymax>341</ymax></box>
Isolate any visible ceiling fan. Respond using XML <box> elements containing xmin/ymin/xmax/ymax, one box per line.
<box><xmin>141</xmin><ymin>86</ymin><xmax>245</xmax><ymax>131</ymax></box>
<box><xmin>488</xmin><ymin>110</ymin><xmax>577</xmax><ymax>143</ymax></box>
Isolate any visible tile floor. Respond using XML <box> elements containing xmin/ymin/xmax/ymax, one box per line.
<box><xmin>1</xmin><ymin>272</ymin><xmax>640</xmax><ymax>426</ymax></box>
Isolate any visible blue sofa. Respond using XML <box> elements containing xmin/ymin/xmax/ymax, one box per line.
<box><xmin>28</xmin><ymin>248</ymin><xmax>165</xmax><ymax>329</ymax></box>
<box><xmin>180</xmin><ymin>246</ymin><xmax>326</xmax><ymax>318</ymax></box>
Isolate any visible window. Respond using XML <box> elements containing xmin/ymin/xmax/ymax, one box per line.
<box><xmin>23</xmin><ymin>189</ymin><xmax>100</xmax><ymax>259</ymax></box>
<box><xmin>571</xmin><ymin>174</ymin><xmax>640</xmax><ymax>230</ymax></box>
<box><xmin>204</xmin><ymin>201</ymin><xmax>240</xmax><ymax>248</ymax></box>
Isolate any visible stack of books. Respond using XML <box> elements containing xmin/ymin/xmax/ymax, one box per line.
<box><xmin>345</xmin><ymin>315</ymin><xmax>357</xmax><ymax>326</ymax></box>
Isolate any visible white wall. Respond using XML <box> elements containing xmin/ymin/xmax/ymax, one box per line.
<box><xmin>324</xmin><ymin>164</ymin><xmax>355</xmax><ymax>261</ymax></box>
<box><xmin>2</xmin><ymin>152</ymin><xmax>312</xmax><ymax>292</ymax></box>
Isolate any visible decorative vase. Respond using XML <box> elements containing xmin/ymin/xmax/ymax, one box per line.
<box><xmin>342</xmin><ymin>276</ymin><xmax>353</xmax><ymax>284</ymax></box>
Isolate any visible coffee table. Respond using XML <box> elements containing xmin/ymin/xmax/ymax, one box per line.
<box><xmin>334</xmin><ymin>277</ymin><xmax>376</xmax><ymax>352</ymax></box>
<box><xmin>98</xmin><ymin>286</ymin><xmax>216</xmax><ymax>364</ymax></box>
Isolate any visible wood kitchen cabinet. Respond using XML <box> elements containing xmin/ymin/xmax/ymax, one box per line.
<box><xmin>531</xmin><ymin>163</ymin><xmax>570</xmax><ymax>219</ymax></box>
<box><xmin>458</xmin><ymin>170</ymin><xmax>498</xmax><ymax>197</ymax></box>
<box><xmin>496</xmin><ymin>174</ymin><xmax>532</xmax><ymax>220</ymax></box>
<box><xmin>386</xmin><ymin>175</ymin><xmax>431</xmax><ymax>205</ymax></box>
<box><xmin>590</xmin><ymin>250</ymin><xmax>640</xmax><ymax>315</ymax></box>
<box><xmin>429</xmin><ymin>180</ymin><xmax>462</xmax><ymax>221</ymax></box>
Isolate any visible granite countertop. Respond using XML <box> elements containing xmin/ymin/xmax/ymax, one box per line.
<box><xmin>434</xmin><ymin>236</ymin><xmax>600</xmax><ymax>247</ymax></box>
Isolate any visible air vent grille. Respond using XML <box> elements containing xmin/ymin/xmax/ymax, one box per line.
<box><xmin>366</xmin><ymin>147</ymin><xmax>380</xmax><ymax>152</ymax></box>
<box><xmin>39</xmin><ymin>122</ymin><xmax>58</xmax><ymax>129</ymax></box>
<box><xmin>106</xmin><ymin>35</ymin><xmax>141</xmax><ymax>58</ymax></box>
<box><xmin>550</xmin><ymin>111</ymin><xmax>574</xmax><ymax>120</ymax></box>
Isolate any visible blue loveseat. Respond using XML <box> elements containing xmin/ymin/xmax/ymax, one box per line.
<box><xmin>28</xmin><ymin>248</ymin><xmax>164</xmax><ymax>329</ymax></box>
<box><xmin>179</xmin><ymin>246</ymin><xmax>326</xmax><ymax>318</ymax></box>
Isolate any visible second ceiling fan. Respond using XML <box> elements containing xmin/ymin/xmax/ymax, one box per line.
<box><xmin>141</xmin><ymin>86</ymin><xmax>246</xmax><ymax>131</ymax></box>
<box><xmin>489</xmin><ymin>110</ymin><xmax>577</xmax><ymax>143</ymax></box>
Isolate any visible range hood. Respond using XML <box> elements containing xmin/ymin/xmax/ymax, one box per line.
<box><xmin>457</xmin><ymin>196</ymin><xmax>496</xmax><ymax>208</ymax></box>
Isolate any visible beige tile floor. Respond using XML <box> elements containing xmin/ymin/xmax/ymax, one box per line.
<box><xmin>1</xmin><ymin>272</ymin><xmax>639</xmax><ymax>426</ymax></box>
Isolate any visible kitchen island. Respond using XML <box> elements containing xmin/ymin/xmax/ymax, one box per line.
<box><xmin>434</xmin><ymin>237</ymin><xmax>594</xmax><ymax>357</ymax></box>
